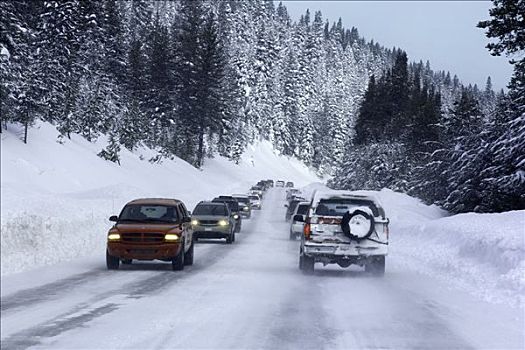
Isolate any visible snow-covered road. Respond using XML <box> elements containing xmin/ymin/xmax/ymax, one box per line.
<box><xmin>1</xmin><ymin>188</ymin><xmax>523</xmax><ymax>349</ymax></box>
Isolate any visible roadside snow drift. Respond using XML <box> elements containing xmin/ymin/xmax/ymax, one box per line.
<box><xmin>1</xmin><ymin>122</ymin><xmax>320</xmax><ymax>275</ymax></box>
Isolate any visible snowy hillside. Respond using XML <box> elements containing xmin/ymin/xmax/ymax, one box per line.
<box><xmin>1</xmin><ymin>122</ymin><xmax>320</xmax><ymax>275</ymax></box>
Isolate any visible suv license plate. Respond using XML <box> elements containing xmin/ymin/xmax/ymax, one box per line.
<box><xmin>205</xmin><ymin>228</ymin><xmax>212</xmax><ymax>231</ymax></box>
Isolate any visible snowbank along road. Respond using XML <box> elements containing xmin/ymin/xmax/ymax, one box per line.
<box><xmin>1</xmin><ymin>187</ymin><xmax>523</xmax><ymax>350</ymax></box>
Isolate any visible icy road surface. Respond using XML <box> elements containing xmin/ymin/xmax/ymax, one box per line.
<box><xmin>1</xmin><ymin>188</ymin><xmax>523</xmax><ymax>350</ymax></box>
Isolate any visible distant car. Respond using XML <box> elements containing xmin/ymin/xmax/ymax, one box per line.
<box><xmin>257</xmin><ymin>181</ymin><xmax>270</xmax><ymax>190</ymax></box>
<box><xmin>290</xmin><ymin>201</ymin><xmax>310</xmax><ymax>240</ymax></box>
<box><xmin>286</xmin><ymin>181</ymin><xmax>294</xmax><ymax>188</ymax></box>
<box><xmin>212</xmin><ymin>197</ymin><xmax>242</xmax><ymax>232</ymax></box>
<box><xmin>267</xmin><ymin>180</ymin><xmax>274</xmax><ymax>187</ymax></box>
<box><xmin>285</xmin><ymin>197</ymin><xmax>305</xmax><ymax>221</ymax></box>
<box><xmin>232</xmin><ymin>194</ymin><xmax>252</xmax><ymax>219</ymax></box>
<box><xmin>298</xmin><ymin>191</ymin><xmax>389</xmax><ymax>275</ymax></box>
<box><xmin>276</xmin><ymin>180</ymin><xmax>285</xmax><ymax>187</ymax></box>
<box><xmin>192</xmin><ymin>201</ymin><xmax>236</xmax><ymax>244</ymax></box>
<box><xmin>250</xmin><ymin>186</ymin><xmax>264</xmax><ymax>198</ymax></box>
<box><xmin>248</xmin><ymin>194</ymin><xmax>262</xmax><ymax>210</ymax></box>
<box><xmin>286</xmin><ymin>188</ymin><xmax>301</xmax><ymax>200</ymax></box>
<box><xmin>106</xmin><ymin>198</ymin><xmax>194</xmax><ymax>271</ymax></box>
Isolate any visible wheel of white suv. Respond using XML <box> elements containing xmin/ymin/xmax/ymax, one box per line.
<box><xmin>299</xmin><ymin>251</ymin><xmax>314</xmax><ymax>274</ymax></box>
<box><xmin>365</xmin><ymin>256</ymin><xmax>385</xmax><ymax>276</ymax></box>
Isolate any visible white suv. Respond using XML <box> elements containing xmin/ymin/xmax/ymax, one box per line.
<box><xmin>297</xmin><ymin>191</ymin><xmax>389</xmax><ymax>275</ymax></box>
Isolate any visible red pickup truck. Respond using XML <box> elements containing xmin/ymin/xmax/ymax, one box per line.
<box><xmin>106</xmin><ymin>198</ymin><xmax>194</xmax><ymax>271</ymax></box>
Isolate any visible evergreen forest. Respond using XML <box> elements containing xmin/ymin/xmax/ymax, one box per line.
<box><xmin>1</xmin><ymin>0</ymin><xmax>523</xmax><ymax>213</ymax></box>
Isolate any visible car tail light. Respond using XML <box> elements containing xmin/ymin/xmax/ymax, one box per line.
<box><xmin>304</xmin><ymin>223</ymin><xmax>311</xmax><ymax>240</ymax></box>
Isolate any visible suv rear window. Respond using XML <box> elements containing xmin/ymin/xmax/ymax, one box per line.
<box><xmin>315</xmin><ymin>199</ymin><xmax>380</xmax><ymax>217</ymax></box>
<box><xmin>120</xmin><ymin>205</ymin><xmax>178</xmax><ymax>223</ymax></box>
<box><xmin>193</xmin><ymin>204</ymin><xmax>228</xmax><ymax>216</ymax></box>
<box><xmin>296</xmin><ymin>204</ymin><xmax>309</xmax><ymax>215</ymax></box>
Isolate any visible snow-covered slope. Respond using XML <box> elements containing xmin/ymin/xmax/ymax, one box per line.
<box><xmin>1</xmin><ymin>122</ymin><xmax>320</xmax><ymax>275</ymax></box>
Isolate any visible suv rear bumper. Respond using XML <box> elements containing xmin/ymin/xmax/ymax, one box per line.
<box><xmin>107</xmin><ymin>242</ymin><xmax>181</xmax><ymax>260</ymax></box>
<box><xmin>303</xmin><ymin>242</ymin><xmax>387</xmax><ymax>257</ymax></box>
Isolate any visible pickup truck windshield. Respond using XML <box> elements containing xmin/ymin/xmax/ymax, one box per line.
<box><xmin>193</xmin><ymin>204</ymin><xmax>227</xmax><ymax>216</ymax></box>
<box><xmin>315</xmin><ymin>199</ymin><xmax>380</xmax><ymax>217</ymax></box>
<box><xmin>119</xmin><ymin>204</ymin><xmax>178</xmax><ymax>223</ymax></box>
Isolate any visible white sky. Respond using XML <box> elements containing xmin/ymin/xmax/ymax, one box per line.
<box><xmin>282</xmin><ymin>1</ymin><xmax>513</xmax><ymax>91</ymax></box>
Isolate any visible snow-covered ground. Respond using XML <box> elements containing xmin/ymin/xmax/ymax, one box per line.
<box><xmin>1</xmin><ymin>188</ymin><xmax>523</xmax><ymax>349</ymax></box>
<box><xmin>1</xmin><ymin>122</ymin><xmax>524</xmax><ymax>349</ymax></box>
<box><xmin>1</xmin><ymin>121</ymin><xmax>319</xmax><ymax>275</ymax></box>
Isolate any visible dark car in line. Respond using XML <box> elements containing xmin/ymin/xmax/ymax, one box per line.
<box><xmin>212</xmin><ymin>196</ymin><xmax>242</xmax><ymax>232</ymax></box>
<box><xmin>232</xmin><ymin>194</ymin><xmax>253</xmax><ymax>219</ymax></box>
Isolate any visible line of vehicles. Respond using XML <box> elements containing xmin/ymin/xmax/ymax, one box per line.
<box><xmin>105</xmin><ymin>179</ymin><xmax>282</xmax><ymax>271</ymax></box>
<box><xmin>105</xmin><ymin>179</ymin><xmax>390</xmax><ymax>276</ymax></box>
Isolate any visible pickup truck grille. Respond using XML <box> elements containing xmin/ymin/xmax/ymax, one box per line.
<box><xmin>121</xmin><ymin>232</ymin><xmax>164</xmax><ymax>243</ymax></box>
<box><xmin>199</xmin><ymin>220</ymin><xmax>219</xmax><ymax>225</ymax></box>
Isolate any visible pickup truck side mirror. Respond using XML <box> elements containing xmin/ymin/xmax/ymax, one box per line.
<box><xmin>109</xmin><ymin>215</ymin><xmax>118</xmax><ymax>222</ymax></box>
<box><xmin>284</xmin><ymin>204</ymin><xmax>288</xmax><ymax>208</ymax></box>
<box><xmin>182</xmin><ymin>217</ymin><xmax>192</xmax><ymax>223</ymax></box>
<box><xmin>293</xmin><ymin>214</ymin><xmax>304</xmax><ymax>222</ymax></box>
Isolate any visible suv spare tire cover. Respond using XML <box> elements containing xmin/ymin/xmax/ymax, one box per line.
<box><xmin>342</xmin><ymin>210</ymin><xmax>375</xmax><ymax>240</ymax></box>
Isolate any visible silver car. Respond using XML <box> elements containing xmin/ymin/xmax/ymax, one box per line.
<box><xmin>289</xmin><ymin>201</ymin><xmax>310</xmax><ymax>240</ymax></box>
<box><xmin>248</xmin><ymin>194</ymin><xmax>262</xmax><ymax>210</ymax></box>
<box><xmin>192</xmin><ymin>202</ymin><xmax>236</xmax><ymax>244</ymax></box>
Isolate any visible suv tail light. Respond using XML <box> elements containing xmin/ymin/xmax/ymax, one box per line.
<box><xmin>304</xmin><ymin>223</ymin><xmax>311</xmax><ymax>240</ymax></box>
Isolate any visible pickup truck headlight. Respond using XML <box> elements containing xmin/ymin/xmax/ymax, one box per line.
<box><xmin>191</xmin><ymin>219</ymin><xmax>199</xmax><ymax>226</ymax></box>
<box><xmin>108</xmin><ymin>233</ymin><xmax>121</xmax><ymax>240</ymax></box>
<box><xmin>233</xmin><ymin>214</ymin><xmax>239</xmax><ymax>219</ymax></box>
<box><xmin>165</xmin><ymin>233</ymin><xmax>180</xmax><ymax>241</ymax></box>
<box><xmin>218</xmin><ymin>220</ymin><xmax>229</xmax><ymax>226</ymax></box>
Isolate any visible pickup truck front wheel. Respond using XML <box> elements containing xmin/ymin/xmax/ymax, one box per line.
<box><xmin>106</xmin><ymin>251</ymin><xmax>120</xmax><ymax>270</ymax></box>
<box><xmin>172</xmin><ymin>243</ymin><xmax>185</xmax><ymax>271</ymax></box>
<box><xmin>184</xmin><ymin>241</ymin><xmax>194</xmax><ymax>266</ymax></box>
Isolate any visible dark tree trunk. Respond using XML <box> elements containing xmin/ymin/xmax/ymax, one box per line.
<box><xmin>24</xmin><ymin>117</ymin><xmax>28</xmax><ymax>144</ymax></box>
<box><xmin>197</xmin><ymin>126</ymin><xmax>204</xmax><ymax>168</ymax></box>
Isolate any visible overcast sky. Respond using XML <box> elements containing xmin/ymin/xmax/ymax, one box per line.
<box><xmin>282</xmin><ymin>1</ymin><xmax>513</xmax><ymax>91</ymax></box>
